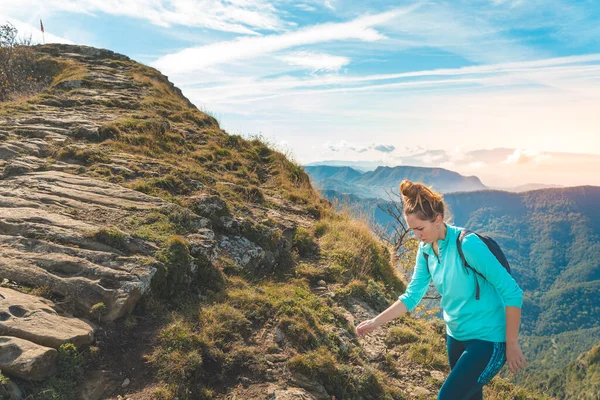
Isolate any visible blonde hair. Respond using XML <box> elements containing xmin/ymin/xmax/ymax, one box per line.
<box><xmin>400</xmin><ymin>180</ymin><xmax>445</xmax><ymax>222</ymax></box>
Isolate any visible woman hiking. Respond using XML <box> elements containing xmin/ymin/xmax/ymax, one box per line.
<box><xmin>356</xmin><ymin>180</ymin><xmax>527</xmax><ymax>400</ymax></box>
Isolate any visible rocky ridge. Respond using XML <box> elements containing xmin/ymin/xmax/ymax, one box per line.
<box><xmin>0</xmin><ymin>44</ymin><xmax>319</xmax><ymax>397</ymax></box>
<box><xmin>0</xmin><ymin>46</ymin><xmax>165</xmax><ymax>384</ymax></box>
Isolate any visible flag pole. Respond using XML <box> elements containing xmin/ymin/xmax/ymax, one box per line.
<box><xmin>40</xmin><ymin>19</ymin><xmax>45</xmax><ymax>44</ymax></box>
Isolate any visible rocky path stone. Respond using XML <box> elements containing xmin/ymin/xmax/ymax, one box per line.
<box><xmin>0</xmin><ymin>168</ymin><xmax>178</xmax><ymax>380</ymax></box>
<box><xmin>0</xmin><ymin>171</ymin><xmax>177</xmax><ymax>321</ymax></box>
<box><xmin>0</xmin><ymin>336</ymin><xmax>57</xmax><ymax>381</ymax></box>
<box><xmin>77</xmin><ymin>370</ymin><xmax>122</xmax><ymax>400</ymax></box>
<box><xmin>1</xmin><ymin>171</ymin><xmax>164</xmax><ymax>211</ymax></box>
<box><xmin>0</xmin><ymin>287</ymin><xmax>94</xmax><ymax>348</ymax></box>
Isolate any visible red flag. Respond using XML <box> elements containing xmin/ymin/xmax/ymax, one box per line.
<box><xmin>40</xmin><ymin>19</ymin><xmax>44</xmax><ymax>33</ymax></box>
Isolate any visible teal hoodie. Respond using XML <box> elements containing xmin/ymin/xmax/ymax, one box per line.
<box><xmin>399</xmin><ymin>224</ymin><xmax>523</xmax><ymax>343</ymax></box>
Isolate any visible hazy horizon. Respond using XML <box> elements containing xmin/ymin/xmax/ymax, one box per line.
<box><xmin>302</xmin><ymin>147</ymin><xmax>600</xmax><ymax>187</ymax></box>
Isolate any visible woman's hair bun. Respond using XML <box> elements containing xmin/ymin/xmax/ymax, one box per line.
<box><xmin>399</xmin><ymin>179</ymin><xmax>445</xmax><ymax>222</ymax></box>
<box><xmin>400</xmin><ymin>180</ymin><xmax>420</xmax><ymax>198</ymax></box>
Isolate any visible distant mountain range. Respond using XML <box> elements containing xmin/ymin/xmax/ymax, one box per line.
<box><xmin>305</xmin><ymin>163</ymin><xmax>562</xmax><ymax>196</ymax></box>
<box><xmin>305</xmin><ymin>165</ymin><xmax>487</xmax><ymax>198</ymax></box>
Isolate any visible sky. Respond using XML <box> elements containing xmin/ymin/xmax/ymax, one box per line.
<box><xmin>1</xmin><ymin>0</ymin><xmax>600</xmax><ymax>187</ymax></box>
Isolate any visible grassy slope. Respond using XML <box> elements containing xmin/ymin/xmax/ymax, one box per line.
<box><xmin>0</xmin><ymin>45</ymin><xmax>551</xmax><ymax>400</ymax></box>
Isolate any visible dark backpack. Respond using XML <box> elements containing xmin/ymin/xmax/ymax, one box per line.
<box><xmin>423</xmin><ymin>230</ymin><xmax>512</xmax><ymax>300</ymax></box>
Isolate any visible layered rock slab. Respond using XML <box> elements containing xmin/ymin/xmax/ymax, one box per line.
<box><xmin>0</xmin><ymin>287</ymin><xmax>94</xmax><ymax>348</ymax></box>
<box><xmin>0</xmin><ymin>171</ymin><xmax>168</xmax><ymax>321</ymax></box>
<box><xmin>0</xmin><ymin>336</ymin><xmax>57</xmax><ymax>381</ymax></box>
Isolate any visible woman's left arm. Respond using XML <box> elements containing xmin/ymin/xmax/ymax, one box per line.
<box><xmin>506</xmin><ymin>306</ymin><xmax>528</xmax><ymax>373</ymax></box>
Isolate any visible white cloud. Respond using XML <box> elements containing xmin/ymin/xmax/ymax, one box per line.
<box><xmin>373</xmin><ymin>144</ymin><xmax>395</xmax><ymax>153</ymax></box>
<box><xmin>295</xmin><ymin>4</ymin><xmax>317</xmax><ymax>12</ymax></box>
<box><xmin>468</xmin><ymin>162</ymin><xmax>487</xmax><ymax>169</ymax></box>
<box><xmin>491</xmin><ymin>0</ymin><xmax>523</xmax><ymax>7</ymax></box>
<box><xmin>414</xmin><ymin>150</ymin><xmax>450</xmax><ymax>164</ymax></box>
<box><xmin>179</xmin><ymin>53</ymin><xmax>600</xmax><ymax>107</ymax></box>
<box><xmin>0</xmin><ymin>0</ymin><xmax>285</xmax><ymax>35</ymax></box>
<box><xmin>151</xmin><ymin>10</ymin><xmax>400</xmax><ymax>74</ymax></box>
<box><xmin>278</xmin><ymin>51</ymin><xmax>350</xmax><ymax>72</ymax></box>
<box><xmin>502</xmin><ymin>149</ymin><xmax>552</xmax><ymax>165</ymax></box>
<box><xmin>439</xmin><ymin>161</ymin><xmax>456</xmax><ymax>169</ymax></box>
<box><xmin>324</xmin><ymin>141</ymin><xmax>397</xmax><ymax>154</ymax></box>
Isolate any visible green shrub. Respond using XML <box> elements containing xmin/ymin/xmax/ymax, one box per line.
<box><xmin>36</xmin><ymin>343</ymin><xmax>86</xmax><ymax>400</ymax></box>
<box><xmin>287</xmin><ymin>347</ymin><xmax>398</xmax><ymax>399</ymax></box>
<box><xmin>225</xmin><ymin>184</ymin><xmax>264</xmax><ymax>204</ymax></box>
<box><xmin>226</xmin><ymin>283</ymin><xmax>274</xmax><ymax>323</ymax></box>
<box><xmin>124</xmin><ymin>315</ymin><xmax>138</xmax><ymax>330</ymax></box>
<box><xmin>385</xmin><ymin>327</ymin><xmax>419</xmax><ymax>347</ymax></box>
<box><xmin>89</xmin><ymin>227</ymin><xmax>128</xmax><ymax>251</ymax></box>
<box><xmin>89</xmin><ymin>302</ymin><xmax>107</xmax><ymax>320</ymax></box>
<box><xmin>317</xmin><ymin>214</ymin><xmax>405</xmax><ymax>297</ymax></box>
<box><xmin>213</xmin><ymin>147</ymin><xmax>231</xmax><ymax>157</ymax></box>
<box><xmin>30</xmin><ymin>285</ymin><xmax>54</xmax><ymax>299</ymax></box>
<box><xmin>130</xmin><ymin>179</ymin><xmax>154</xmax><ymax>194</ymax></box>
<box><xmin>147</xmin><ymin>318</ymin><xmax>205</xmax><ymax>386</ymax></box>
<box><xmin>278</xmin><ymin>315</ymin><xmax>319</xmax><ymax>351</ymax></box>
<box><xmin>222</xmin><ymin>346</ymin><xmax>265</xmax><ymax>378</ymax></box>
<box><xmin>295</xmin><ymin>263</ymin><xmax>328</xmax><ymax>284</ymax></box>
<box><xmin>57</xmin><ymin>343</ymin><xmax>85</xmax><ymax>381</ymax></box>
<box><xmin>56</xmin><ymin>146</ymin><xmax>109</xmax><ymax>164</ymax></box>
<box><xmin>1</xmin><ymin>24</ymin><xmax>59</xmax><ymax>102</ymax></box>
<box><xmin>96</xmin><ymin>123</ymin><xmax>121</xmax><ymax>141</ymax></box>
<box><xmin>335</xmin><ymin>279</ymin><xmax>392</xmax><ymax>312</ymax></box>
<box><xmin>195</xmin><ymin>255</ymin><xmax>225</xmax><ymax>295</ymax></box>
<box><xmin>314</xmin><ymin>220</ymin><xmax>328</xmax><ymax>237</ymax></box>
<box><xmin>0</xmin><ymin>370</ymin><xmax>8</xmax><ymax>385</ymax></box>
<box><xmin>408</xmin><ymin>342</ymin><xmax>448</xmax><ymax>370</ymax></box>
<box><xmin>130</xmin><ymin>211</ymin><xmax>177</xmax><ymax>243</ymax></box>
<box><xmin>588</xmin><ymin>344</ymin><xmax>600</xmax><ymax>364</ymax></box>
<box><xmin>287</xmin><ymin>346</ymin><xmax>354</xmax><ymax>397</ymax></box>
<box><xmin>151</xmin><ymin>385</ymin><xmax>178</xmax><ymax>400</ymax></box>
<box><xmin>152</xmin><ymin>236</ymin><xmax>193</xmax><ymax>298</ymax></box>
<box><xmin>198</xmin><ymin>303</ymin><xmax>251</xmax><ymax>347</ymax></box>
<box><xmin>292</xmin><ymin>227</ymin><xmax>317</xmax><ymax>257</ymax></box>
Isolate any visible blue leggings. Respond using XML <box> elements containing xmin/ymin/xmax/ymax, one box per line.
<box><xmin>438</xmin><ymin>335</ymin><xmax>506</xmax><ymax>400</ymax></box>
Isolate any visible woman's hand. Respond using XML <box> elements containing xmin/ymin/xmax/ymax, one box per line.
<box><xmin>506</xmin><ymin>342</ymin><xmax>527</xmax><ymax>374</ymax></box>
<box><xmin>356</xmin><ymin>318</ymin><xmax>380</xmax><ymax>337</ymax></box>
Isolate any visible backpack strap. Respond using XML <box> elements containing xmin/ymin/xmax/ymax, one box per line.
<box><xmin>456</xmin><ymin>230</ymin><xmax>470</xmax><ymax>269</ymax></box>
<box><xmin>456</xmin><ymin>230</ymin><xmax>486</xmax><ymax>300</ymax></box>
<box><xmin>423</xmin><ymin>252</ymin><xmax>430</xmax><ymax>275</ymax></box>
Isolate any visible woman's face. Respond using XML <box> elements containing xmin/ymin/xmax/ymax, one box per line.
<box><xmin>405</xmin><ymin>213</ymin><xmax>442</xmax><ymax>244</ymax></box>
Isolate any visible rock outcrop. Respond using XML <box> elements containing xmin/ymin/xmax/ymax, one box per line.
<box><xmin>0</xmin><ymin>46</ymin><xmax>171</xmax><ymax>381</ymax></box>
<box><xmin>0</xmin><ymin>288</ymin><xmax>94</xmax><ymax>348</ymax></box>
<box><xmin>0</xmin><ymin>171</ymin><xmax>167</xmax><ymax>322</ymax></box>
<box><xmin>0</xmin><ymin>44</ymin><xmax>309</xmax><ymax>386</ymax></box>
<box><xmin>0</xmin><ymin>336</ymin><xmax>58</xmax><ymax>381</ymax></box>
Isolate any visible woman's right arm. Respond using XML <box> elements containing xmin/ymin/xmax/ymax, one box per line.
<box><xmin>356</xmin><ymin>246</ymin><xmax>431</xmax><ymax>337</ymax></box>
<box><xmin>356</xmin><ymin>300</ymin><xmax>408</xmax><ymax>336</ymax></box>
